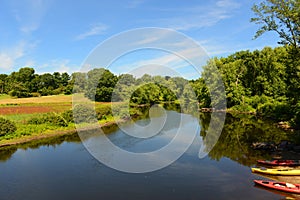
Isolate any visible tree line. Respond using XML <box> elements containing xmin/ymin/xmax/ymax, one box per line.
<box><xmin>0</xmin><ymin>0</ymin><xmax>299</xmax><ymax>128</ymax></box>
<box><xmin>193</xmin><ymin>46</ymin><xmax>299</xmax><ymax>118</ymax></box>
<box><xmin>0</xmin><ymin>46</ymin><xmax>299</xmax><ymax>128</ymax></box>
<box><xmin>0</xmin><ymin>68</ymin><xmax>72</xmax><ymax>97</ymax></box>
<box><xmin>0</xmin><ymin>67</ymin><xmax>193</xmax><ymax>105</ymax></box>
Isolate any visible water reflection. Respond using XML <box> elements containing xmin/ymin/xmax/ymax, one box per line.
<box><xmin>0</xmin><ymin>133</ymin><xmax>81</xmax><ymax>162</ymax></box>
<box><xmin>203</xmin><ymin>113</ymin><xmax>290</xmax><ymax>166</ymax></box>
<box><xmin>80</xmin><ymin>110</ymin><xmax>199</xmax><ymax>173</ymax></box>
<box><xmin>0</xmin><ymin>106</ymin><xmax>298</xmax><ymax>200</ymax></box>
<box><xmin>0</xmin><ymin>108</ymin><xmax>293</xmax><ymax>166</ymax></box>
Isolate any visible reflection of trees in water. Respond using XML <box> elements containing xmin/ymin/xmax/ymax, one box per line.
<box><xmin>0</xmin><ymin>133</ymin><xmax>81</xmax><ymax>161</ymax></box>
<box><xmin>0</xmin><ymin>108</ymin><xmax>294</xmax><ymax>166</ymax></box>
<box><xmin>105</xmin><ymin>110</ymin><xmax>183</xmax><ymax>151</ymax></box>
<box><xmin>200</xmin><ymin>113</ymin><xmax>290</xmax><ymax>166</ymax></box>
<box><xmin>0</xmin><ymin>147</ymin><xmax>17</xmax><ymax>162</ymax></box>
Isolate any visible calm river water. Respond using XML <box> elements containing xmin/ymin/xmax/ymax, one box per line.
<box><xmin>0</xmin><ymin>107</ymin><xmax>298</xmax><ymax>200</ymax></box>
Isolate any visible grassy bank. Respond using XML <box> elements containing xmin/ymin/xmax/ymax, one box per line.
<box><xmin>0</xmin><ymin>94</ymin><xmax>129</xmax><ymax>147</ymax></box>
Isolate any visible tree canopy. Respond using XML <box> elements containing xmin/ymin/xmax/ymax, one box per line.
<box><xmin>251</xmin><ymin>0</ymin><xmax>300</xmax><ymax>49</ymax></box>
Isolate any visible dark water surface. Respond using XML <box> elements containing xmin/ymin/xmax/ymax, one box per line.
<box><xmin>0</xmin><ymin>109</ymin><xmax>298</xmax><ymax>200</ymax></box>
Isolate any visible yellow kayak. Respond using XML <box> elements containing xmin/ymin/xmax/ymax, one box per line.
<box><xmin>251</xmin><ymin>167</ymin><xmax>300</xmax><ymax>175</ymax></box>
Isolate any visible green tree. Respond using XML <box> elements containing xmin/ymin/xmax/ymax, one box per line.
<box><xmin>85</xmin><ymin>68</ymin><xmax>118</xmax><ymax>102</ymax></box>
<box><xmin>190</xmin><ymin>78</ymin><xmax>210</xmax><ymax>108</ymax></box>
<box><xmin>251</xmin><ymin>0</ymin><xmax>300</xmax><ymax>49</ymax></box>
<box><xmin>6</xmin><ymin>67</ymin><xmax>35</xmax><ymax>97</ymax></box>
<box><xmin>0</xmin><ymin>117</ymin><xmax>17</xmax><ymax>136</ymax></box>
<box><xmin>68</xmin><ymin>72</ymin><xmax>87</xmax><ymax>93</ymax></box>
<box><xmin>130</xmin><ymin>83</ymin><xmax>161</xmax><ymax>104</ymax></box>
<box><xmin>0</xmin><ymin>74</ymin><xmax>8</xmax><ymax>93</ymax></box>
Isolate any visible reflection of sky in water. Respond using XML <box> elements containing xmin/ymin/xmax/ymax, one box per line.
<box><xmin>82</xmin><ymin>110</ymin><xmax>200</xmax><ymax>172</ymax></box>
<box><xmin>103</xmin><ymin>110</ymin><xmax>199</xmax><ymax>153</ymax></box>
<box><xmin>87</xmin><ymin>111</ymin><xmax>201</xmax><ymax>153</ymax></box>
<box><xmin>0</xmin><ymin>112</ymin><xmax>285</xmax><ymax>199</ymax></box>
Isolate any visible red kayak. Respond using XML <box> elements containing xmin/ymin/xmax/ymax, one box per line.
<box><xmin>254</xmin><ymin>180</ymin><xmax>300</xmax><ymax>194</ymax></box>
<box><xmin>257</xmin><ymin>159</ymin><xmax>300</xmax><ymax>166</ymax></box>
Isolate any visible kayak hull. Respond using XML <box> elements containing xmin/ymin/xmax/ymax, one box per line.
<box><xmin>252</xmin><ymin>167</ymin><xmax>300</xmax><ymax>176</ymax></box>
<box><xmin>254</xmin><ymin>180</ymin><xmax>300</xmax><ymax>194</ymax></box>
<box><xmin>257</xmin><ymin>160</ymin><xmax>300</xmax><ymax>166</ymax></box>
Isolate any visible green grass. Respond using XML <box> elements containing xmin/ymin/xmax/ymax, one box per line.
<box><xmin>0</xmin><ymin>123</ymin><xmax>76</xmax><ymax>142</ymax></box>
<box><xmin>1</xmin><ymin>113</ymin><xmax>42</xmax><ymax>123</ymax></box>
<box><xmin>0</xmin><ymin>101</ymin><xmax>121</xmax><ymax>144</ymax></box>
<box><xmin>0</xmin><ymin>95</ymin><xmax>137</xmax><ymax>145</ymax></box>
<box><xmin>0</xmin><ymin>94</ymin><xmax>11</xmax><ymax>100</ymax></box>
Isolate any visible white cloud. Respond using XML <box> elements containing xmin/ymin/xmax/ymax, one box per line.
<box><xmin>37</xmin><ymin>59</ymin><xmax>79</xmax><ymax>74</ymax></box>
<box><xmin>153</xmin><ymin>0</ymin><xmax>240</xmax><ymax>31</ymax></box>
<box><xmin>0</xmin><ymin>54</ymin><xmax>14</xmax><ymax>70</ymax></box>
<box><xmin>112</xmin><ymin>46</ymin><xmax>206</xmax><ymax>79</ymax></box>
<box><xmin>75</xmin><ymin>23</ymin><xmax>108</xmax><ymax>40</ymax></box>
<box><xmin>11</xmin><ymin>0</ymin><xmax>49</xmax><ymax>34</ymax></box>
<box><xmin>0</xmin><ymin>41</ymin><xmax>29</xmax><ymax>70</ymax></box>
<box><xmin>134</xmin><ymin>36</ymin><xmax>162</xmax><ymax>45</ymax></box>
<box><xmin>216</xmin><ymin>0</ymin><xmax>239</xmax><ymax>8</ymax></box>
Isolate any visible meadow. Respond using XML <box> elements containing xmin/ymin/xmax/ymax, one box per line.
<box><xmin>0</xmin><ymin>94</ymin><xmax>118</xmax><ymax>146</ymax></box>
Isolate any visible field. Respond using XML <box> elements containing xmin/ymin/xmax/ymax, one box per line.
<box><xmin>0</xmin><ymin>94</ymin><xmax>117</xmax><ymax>146</ymax></box>
<box><xmin>0</xmin><ymin>94</ymin><xmax>74</xmax><ymax>104</ymax></box>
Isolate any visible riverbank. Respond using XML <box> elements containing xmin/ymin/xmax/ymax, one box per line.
<box><xmin>0</xmin><ymin>94</ymin><xmax>131</xmax><ymax>148</ymax></box>
<box><xmin>200</xmin><ymin>107</ymin><xmax>298</xmax><ymax>132</ymax></box>
<box><xmin>0</xmin><ymin>119</ymin><xmax>126</xmax><ymax>148</ymax></box>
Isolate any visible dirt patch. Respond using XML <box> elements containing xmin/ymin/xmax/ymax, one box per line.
<box><xmin>0</xmin><ymin>106</ymin><xmax>53</xmax><ymax>115</ymax></box>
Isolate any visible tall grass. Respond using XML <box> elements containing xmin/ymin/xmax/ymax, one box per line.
<box><xmin>0</xmin><ymin>94</ymin><xmax>11</xmax><ymax>100</ymax></box>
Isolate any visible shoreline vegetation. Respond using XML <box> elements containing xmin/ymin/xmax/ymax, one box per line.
<box><xmin>0</xmin><ymin>119</ymin><xmax>125</xmax><ymax>148</ymax></box>
<box><xmin>0</xmin><ymin>94</ymin><xmax>134</xmax><ymax>148</ymax></box>
<box><xmin>0</xmin><ymin>94</ymin><xmax>296</xmax><ymax>148</ymax></box>
<box><xmin>1</xmin><ymin>46</ymin><xmax>299</xmax><ymax>148</ymax></box>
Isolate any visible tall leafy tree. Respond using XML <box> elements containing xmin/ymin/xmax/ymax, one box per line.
<box><xmin>251</xmin><ymin>0</ymin><xmax>300</xmax><ymax>49</ymax></box>
<box><xmin>85</xmin><ymin>68</ymin><xmax>118</xmax><ymax>102</ymax></box>
<box><xmin>0</xmin><ymin>74</ymin><xmax>8</xmax><ymax>94</ymax></box>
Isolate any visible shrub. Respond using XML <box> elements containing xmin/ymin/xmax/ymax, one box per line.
<box><xmin>61</xmin><ymin>110</ymin><xmax>74</xmax><ymax>123</ymax></box>
<box><xmin>52</xmin><ymin>87</ymin><xmax>63</xmax><ymax>95</ymax></box>
<box><xmin>0</xmin><ymin>117</ymin><xmax>17</xmax><ymax>136</ymax></box>
<box><xmin>27</xmin><ymin>113</ymin><xmax>68</xmax><ymax>127</ymax></box>
<box><xmin>38</xmin><ymin>88</ymin><xmax>53</xmax><ymax>96</ymax></box>
<box><xmin>64</xmin><ymin>85</ymin><xmax>74</xmax><ymax>95</ymax></box>
<box><xmin>48</xmin><ymin>113</ymin><xmax>68</xmax><ymax>127</ymax></box>
<box><xmin>96</xmin><ymin>106</ymin><xmax>112</xmax><ymax>120</ymax></box>
<box><xmin>230</xmin><ymin>104</ymin><xmax>255</xmax><ymax>112</ymax></box>
<box><xmin>73</xmin><ymin>104</ymin><xmax>97</xmax><ymax>123</ymax></box>
<box><xmin>257</xmin><ymin>101</ymin><xmax>291</xmax><ymax>121</ymax></box>
<box><xmin>31</xmin><ymin>92</ymin><xmax>41</xmax><ymax>97</ymax></box>
<box><xmin>290</xmin><ymin>101</ymin><xmax>300</xmax><ymax>129</ymax></box>
<box><xmin>9</xmin><ymin>90</ymin><xmax>32</xmax><ymax>98</ymax></box>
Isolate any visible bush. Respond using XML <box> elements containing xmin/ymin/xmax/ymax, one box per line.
<box><xmin>96</xmin><ymin>105</ymin><xmax>112</xmax><ymax>120</ymax></box>
<box><xmin>73</xmin><ymin>104</ymin><xmax>97</xmax><ymax>123</ymax></box>
<box><xmin>230</xmin><ymin>104</ymin><xmax>255</xmax><ymax>112</ymax></box>
<box><xmin>52</xmin><ymin>87</ymin><xmax>63</xmax><ymax>95</ymax></box>
<box><xmin>61</xmin><ymin>110</ymin><xmax>74</xmax><ymax>123</ymax></box>
<box><xmin>0</xmin><ymin>117</ymin><xmax>17</xmax><ymax>136</ymax></box>
<box><xmin>9</xmin><ymin>90</ymin><xmax>32</xmax><ymax>98</ymax></box>
<box><xmin>38</xmin><ymin>88</ymin><xmax>53</xmax><ymax>96</ymax></box>
<box><xmin>27</xmin><ymin>113</ymin><xmax>68</xmax><ymax>127</ymax></box>
<box><xmin>290</xmin><ymin>101</ymin><xmax>300</xmax><ymax>129</ymax></box>
<box><xmin>257</xmin><ymin>101</ymin><xmax>292</xmax><ymax>121</ymax></box>
<box><xmin>48</xmin><ymin>113</ymin><xmax>68</xmax><ymax>127</ymax></box>
<box><xmin>64</xmin><ymin>85</ymin><xmax>74</xmax><ymax>95</ymax></box>
<box><xmin>31</xmin><ymin>92</ymin><xmax>41</xmax><ymax>97</ymax></box>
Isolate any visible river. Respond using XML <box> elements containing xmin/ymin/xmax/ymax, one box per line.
<box><xmin>0</xmin><ymin>106</ymin><xmax>298</xmax><ymax>200</ymax></box>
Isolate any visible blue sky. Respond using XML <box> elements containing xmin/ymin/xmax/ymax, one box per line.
<box><xmin>0</xmin><ymin>0</ymin><xmax>280</xmax><ymax>79</ymax></box>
